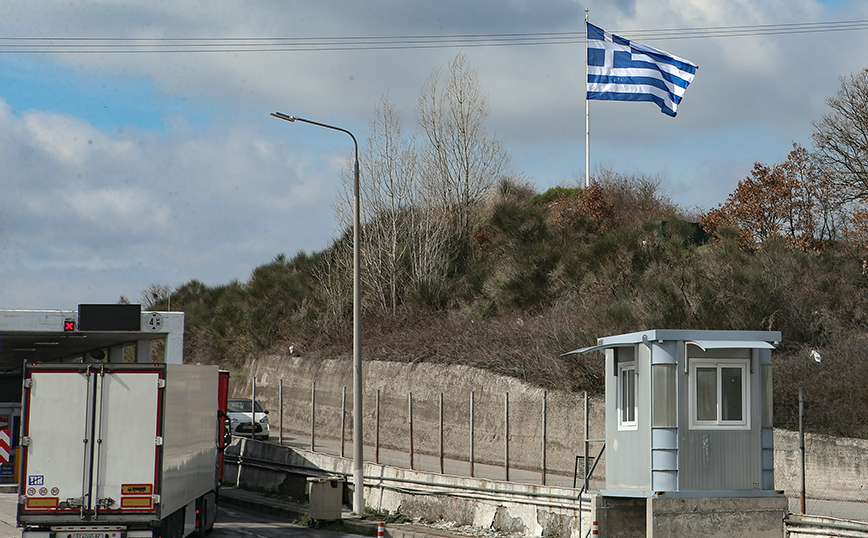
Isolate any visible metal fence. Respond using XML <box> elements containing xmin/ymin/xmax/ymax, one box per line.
<box><xmin>263</xmin><ymin>378</ymin><xmax>603</xmax><ymax>489</ymax></box>
<box><xmin>250</xmin><ymin>376</ymin><xmax>868</xmax><ymax>525</ymax></box>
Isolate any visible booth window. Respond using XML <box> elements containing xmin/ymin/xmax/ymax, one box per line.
<box><xmin>652</xmin><ymin>364</ymin><xmax>677</xmax><ymax>428</ymax></box>
<box><xmin>618</xmin><ymin>361</ymin><xmax>638</xmax><ymax>430</ymax></box>
<box><xmin>689</xmin><ymin>359</ymin><xmax>749</xmax><ymax>429</ymax></box>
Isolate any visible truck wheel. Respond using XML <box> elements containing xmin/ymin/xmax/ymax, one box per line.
<box><xmin>196</xmin><ymin>500</ymin><xmax>207</xmax><ymax>538</ymax></box>
<box><xmin>159</xmin><ymin>509</ymin><xmax>184</xmax><ymax>538</ymax></box>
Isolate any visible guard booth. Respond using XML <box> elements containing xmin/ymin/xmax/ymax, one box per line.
<box><xmin>565</xmin><ymin>330</ymin><xmax>787</xmax><ymax>538</ymax></box>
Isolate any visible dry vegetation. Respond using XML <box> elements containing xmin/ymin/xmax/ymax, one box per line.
<box><xmin>155</xmin><ymin>171</ymin><xmax>868</xmax><ymax>438</ymax></box>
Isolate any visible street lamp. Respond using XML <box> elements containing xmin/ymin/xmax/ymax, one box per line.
<box><xmin>271</xmin><ymin>112</ymin><xmax>364</xmax><ymax>514</ymax></box>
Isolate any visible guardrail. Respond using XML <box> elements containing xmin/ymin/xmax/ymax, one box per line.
<box><xmin>785</xmin><ymin>514</ymin><xmax>868</xmax><ymax>538</ymax></box>
<box><xmin>223</xmin><ymin>447</ymin><xmax>586</xmax><ymax>508</ymax></box>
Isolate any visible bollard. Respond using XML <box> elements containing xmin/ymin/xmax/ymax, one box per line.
<box><xmin>377</xmin><ymin>522</ymin><xmax>385</xmax><ymax>538</ymax></box>
<box><xmin>591</xmin><ymin>521</ymin><xmax>599</xmax><ymax>536</ymax></box>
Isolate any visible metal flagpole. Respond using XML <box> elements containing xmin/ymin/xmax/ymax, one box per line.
<box><xmin>585</xmin><ymin>8</ymin><xmax>590</xmax><ymax>188</ymax></box>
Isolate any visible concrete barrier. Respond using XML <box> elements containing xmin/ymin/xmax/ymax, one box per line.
<box><xmin>646</xmin><ymin>496</ymin><xmax>787</xmax><ymax>538</ymax></box>
<box><xmin>785</xmin><ymin>514</ymin><xmax>868</xmax><ymax>538</ymax></box>
<box><xmin>229</xmin><ymin>438</ymin><xmax>593</xmax><ymax>538</ymax></box>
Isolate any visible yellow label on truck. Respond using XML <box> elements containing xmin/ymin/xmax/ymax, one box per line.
<box><xmin>120</xmin><ymin>497</ymin><xmax>153</xmax><ymax>509</ymax></box>
<box><xmin>26</xmin><ymin>498</ymin><xmax>59</xmax><ymax>509</ymax></box>
<box><xmin>121</xmin><ymin>484</ymin><xmax>152</xmax><ymax>494</ymax></box>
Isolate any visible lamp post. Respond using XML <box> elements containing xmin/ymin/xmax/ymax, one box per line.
<box><xmin>270</xmin><ymin>112</ymin><xmax>364</xmax><ymax>514</ymax></box>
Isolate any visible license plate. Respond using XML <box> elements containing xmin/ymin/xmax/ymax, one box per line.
<box><xmin>70</xmin><ymin>533</ymin><xmax>108</xmax><ymax>538</ymax></box>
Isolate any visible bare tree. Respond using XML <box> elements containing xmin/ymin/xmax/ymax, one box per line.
<box><xmin>782</xmin><ymin>144</ymin><xmax>845</xmax><ymax>243</ymax></box>
<box><xmin>333</xmin><ymin>95</ymin><xmax>422</xmax><ymax>314</ymax></box>
<box><xmin>417</xmin><ymin>53</ymin><xmax>511</xmax><ymax>240</ymax></box>
<box><xmin>326</xmin><ymin>56</ymin><xmax>511</xmax><ymax>317</ymax></box>
<box><xmin>357</xmin><ymin>95</ymin><xmax>454</xmax><ymax>312</ymax></box>
<box><xmin>406</xmin><ymin>196</ymin><xmax>453</xmax><ymax>305</ymax></box>
<box><xmin>359</xmin><ymin>95</ymin><xmax>418</xmax><ymax>314</ymax></box>
<box><xmin>813</xmin><ymin>69</ymin><xmax>868</xmax><ymax>201</ymax></box>
<box><xmin>141</xmin><ymin>283</ymin><xmax>172</xmax><ymax>310</ymax></box>
<box><xmin>312</xmin><ymin>245</ymin><xmax>352</xmax><ymax>337</ymax></box>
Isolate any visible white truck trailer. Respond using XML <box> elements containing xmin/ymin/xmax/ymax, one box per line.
<box><xmin>17</xmin><ymin>362</ymin><xmax>220</xmax><ymax>538</ymax></box>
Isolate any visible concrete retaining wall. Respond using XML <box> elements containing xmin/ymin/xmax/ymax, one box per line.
<box><xmin>242</xmin><ymin>355</ymin><xmax>606</xmax><ymax>479</ymax></box>
<box><xmin>775</xmin><ymin>429</ymin><xmax>868</xmax><ymax>503</ymax></box>
<box><xmin>238</xmin><ymin>355</ymin><xmax>868</xmax><ymax>512</ymax></box>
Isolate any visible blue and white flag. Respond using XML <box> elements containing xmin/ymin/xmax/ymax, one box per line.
<box><xmin>587</xmin><ymin>22</ymin><xmax>698</xmax><ymax>117</ymax></box>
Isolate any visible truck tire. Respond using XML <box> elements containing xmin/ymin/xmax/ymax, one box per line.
<box><xmin>196</xmin><ymin>492</ymin><xmax>217</xmax><ymax>537</ymax></box>
<box><xmin>195</xmin><ymin>500</ymin><xmax>207</xmax><ymax>538</ymax></box>
<box><xmin>158</xmin><ymin>508</ymin><xmax>185</xmax><ymax>538</ymax></box>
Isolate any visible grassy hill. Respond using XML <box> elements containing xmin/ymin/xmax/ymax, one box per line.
<box><xmin>150</xmin><ymin>174</ymin><xmax>868</xmax><ymax>439</ymax></box>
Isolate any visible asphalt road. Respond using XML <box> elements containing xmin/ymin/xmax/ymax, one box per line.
<box><xmin>214</xmin><ymin>501</ymin><xmax>361</xmax><ymax>538</ymax></box>
<box><xmin>0</xmin><ymin>493</ymin><xmax>361</xmax><ymax>538</ymax></box>
<box><xmin>0</xmin><ymin>494</ymin><xmax>16</xmax><ymax>538</ymax></box>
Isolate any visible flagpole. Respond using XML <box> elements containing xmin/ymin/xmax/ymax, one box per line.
<box><xmin>584</xmin><ymin>9</ymin><xmax>590</xmax><ymax>189</ymax></box>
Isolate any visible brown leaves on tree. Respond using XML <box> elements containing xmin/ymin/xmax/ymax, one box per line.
<box><xmin>701</xmin><ymin>144</ymin><xmax>842</xmax><ymax>249</ymax></box>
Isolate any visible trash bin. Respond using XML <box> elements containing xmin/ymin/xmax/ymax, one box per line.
<box><xmin>307</xmin><ymin>476</ymin><xmax>345</xmax><ymax>524</ymax></box>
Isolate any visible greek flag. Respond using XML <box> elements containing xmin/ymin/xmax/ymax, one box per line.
<box><xmin>587</xmin><ymin>22</ymin><xmax>698</xmax><ymax>117</ymax></box>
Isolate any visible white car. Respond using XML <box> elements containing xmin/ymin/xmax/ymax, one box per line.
<box><xmin>226</xmin><ymin>398</ymin><xmax>270</xmax><ymax>440</ymax></box>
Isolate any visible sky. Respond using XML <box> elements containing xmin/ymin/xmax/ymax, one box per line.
<box><xmin>0</xmin><ymin>0</ymin><xmax>866</xmax><ymax>310</ymax></box>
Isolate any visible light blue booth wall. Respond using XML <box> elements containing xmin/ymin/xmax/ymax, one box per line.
<box><xmin>678</xmin><ymin>347</ymin><xmax>765</xmax><ymax>491</ymax></box>
<box><xmin>604</xmin><ymin>345</ymin><xmax>651</xmax><ymax>491</ymax></box>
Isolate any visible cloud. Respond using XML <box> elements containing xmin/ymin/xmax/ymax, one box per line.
<box><xmin>0</xmin><ymin>98</ymin><xmax>342</xmax><ymax>308</ymax></box>
<box><xmin>0</xmin><ymin>0</ymin><xmax>867</xmax><ymax>309</ymax></box>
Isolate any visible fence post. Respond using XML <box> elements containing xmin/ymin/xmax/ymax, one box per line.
<box><xmin>439</xmin><ymin>392</ymin><xmax>444</xmax><ymax>474</ymax></box>
<box><xmin>574</xmin><ymin>455</ymin><xmax>580</xmax><ymax>488</ymax></box>
<box><xmin>341</xmin><ymin>386</ymin><xmax>347</xmax><ymax>458</ymax></box>
<box><xmin>504</xmin><ymin>392</ymin><xmax>509</xmax><ymax>482</ymax></box>
<box><xmin>799</xmin><ymin>386</ymin><xmax>806</xmax><ymax>514</ymax></box>
<box><xmin>375</xmin><ymin>389</ymin><xmax>381</xmax><ymax>464</ymax></box>
<box><xmin>584</xmin><ymin>391</ymin><xmax>589</xmax><ymax>492</ymax></box>
<box><xmin>409</xmin><ymin>392</ymin><xmax>414</xmax><ymax>470</ymax></box>
<box><xmin>251</xmin><ymin>377</ymin><xmax>257</xmax><ymax>438</ymax></box>
<box><xmin>470</xmin><ymin>391</ymin><xmax>475</xmax><ymax>478</ymax></box>
<box><xmin>278</xmin><ymin>379</ymin><xmax>284</xmax><ymax>445</ymax></box>
<box><xmin>541</xmin><ymin>390</ymin><xmax>547</xmax><ymax>486</ymax></box>
<box><xmin>310</xmin><ymin>381</ymin><xmax>316</xmax><ymax>451</ymax></box>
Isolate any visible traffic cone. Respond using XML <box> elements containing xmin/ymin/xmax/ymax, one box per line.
<box><xmin>591</xmin><ymin>521</ymin><xmax>599</xmax><ymax>535</ymax></box>
<box><xmin>377</xmin><ymin>522</ymin><xmax>385</xmax><ymax>538</ymax></box>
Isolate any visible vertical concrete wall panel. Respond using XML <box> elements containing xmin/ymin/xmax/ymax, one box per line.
<box><xmin>647</xmin><ymin>496</ymin><xmax>786</xmax><ymax>538</ymax></box>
